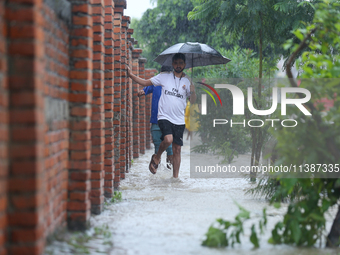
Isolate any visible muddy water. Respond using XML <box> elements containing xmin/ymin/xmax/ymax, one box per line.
<box><xmin>93</xmin><ymin>142</ymin><xmax>339</xmax><ymax>255</ymax></box>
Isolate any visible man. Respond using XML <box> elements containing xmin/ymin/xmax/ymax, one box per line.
<box><xmin>127</xmin><ymin>53</ymin><xmax>196</xmax><ymax>178</ymax></box>
<box><xmin>138</xmin><ymin>65</ymin><xmax>173</xmax><ymax>170</ymax></box>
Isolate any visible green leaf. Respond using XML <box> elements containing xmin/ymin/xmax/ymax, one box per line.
<box><xmin>250</xmin><ymin>225</ymin><xmax>260</xmax><ymax>248</ymax></box>
<box><xmin>291</xmin><ymin>221</ymin><xmax>301</xmax><ymax>244</ymax></box>
<box><xmin>202</xmin><ymin>226</ymin><xmax>228</xmax><ymax>247</ymax></box>
<box><xmin>273</xmin><ymin>202</ymin><xmax>281</xmax><ymax>209</ymax></box>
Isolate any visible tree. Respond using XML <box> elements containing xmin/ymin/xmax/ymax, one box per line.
<box><xmin>271</xmin><ymin>0</ymin><xmax>340</xmax><ymax>247</ymax></box>
<box><xmin>188</xmin><ymin>0</ymin><xmax>316</xmax><ymax>177</ymax></box>
<box><xmin>130</xmin><ymin>0</ymin><xmax>233</xmax><ymax>69</ymax></box>
<box><xmin>201</xmin><ymin>0</ymin><xmax>340</xmax><ymax>249</ymax></box>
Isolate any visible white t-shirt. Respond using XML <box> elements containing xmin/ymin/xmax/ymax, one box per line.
<box><xmin>150</xmin><ymin>71</ymin><xmax>191</xmax><ymax>125</ymax></box>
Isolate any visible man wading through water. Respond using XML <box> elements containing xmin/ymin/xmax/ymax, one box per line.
<box><xmin>127</xmin><ymin>53</ymin><xmax>196</xmax><ymax>178</ymax></box>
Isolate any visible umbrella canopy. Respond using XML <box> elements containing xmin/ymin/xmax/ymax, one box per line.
<box><xmin>153</xmin><ymin>42</ymin><xmax>231</xmax><ymax>69</ymax></box>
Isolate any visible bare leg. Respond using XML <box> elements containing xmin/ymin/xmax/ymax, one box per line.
<box><xmin>172</xmin><ymin>143</ymin><xmax>181</xmax><ymax>178</ymax></box>
<box><xmin>153</xmin><ymin>134</ymin><xmax>173</xmax><ymax>165</ymax></box>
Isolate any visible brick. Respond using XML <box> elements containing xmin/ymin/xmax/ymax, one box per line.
<box><xmin>10</xmin><ymin>109</ymin><xmax>43</xmax><ymax>124</ymax></box>
<box><xmin>72</xmin><ymin>4</ymin><xmax>92</xmax><ymax>15</ymax></box>
<box><xmin>70</xmin><ymin>107</ymin><xmax>92</xmax><ymax>117</ymax></box>
<box><xmin>69</xmin><ymin>141</ymin><xmax>91</xmax><ymax>151</ymax></box>
<box><xmin>10</xmin><ymin>144</ymin><xmax>43</xmax><ymax>159</ymax></box>
<box><xmin>9</xmin><ymin>176</ymin><xmax>43</xmax><ymax>192</ymax></box>
<box><xmin>69</xmin><ymin>170</ymin><xmax>91</xmax><ymax>181</ymax></box>
<box><xmin>70</xmin><ymin>192</ymin><xmax>89</xmax><ymax>201</ymax></box>
<box><xmin>68</xmin><ymin>180</ymin><xmax>91</xmax><ymax>192</ymax></box>
<box><xmin>68</xmin><ymin>160</ymin><xmax>91</xmax><ymax>170</ymax></box>
<box><xmin>69</xmin><ymin>71</ymin><xmax>92</xmax><ymax>80</ymax></box>
<box><xmin>73</xmin><ymin>16</ymin><xmax>92</xmax><ymax>26</ymax></box>
<box><xmin>8</xmin><ymin>211</ymin><xmax>42</xmax><ymax>227</ymax></box>
<box><xmin>70</xmin><ymin>150</ymin><xmax>91</xmax><ymax>160</ymax></box>
<box><xmin>67</xmin><ymin>201</ymin><xmax>90</xmax><ymax>211</ymax></box>
<box><xmin>9</xmin><ymin>240</ymin><xmax>45</xmax><ymax>255</ymax></box>
<box><xmin>11</xmin><ymin>161</ymin><xmax>44</xmax><ymax>175</ymax></box>
<box><xmin>90</xmin><ymin>196</ymin><xmax>104</xmax><ymax>205</ymax></box>
<box><xmin>68</xmin><ymin>211</ymin><xmax>90</xmax><ymax>222</ymax></box>
<box><xmin>11</xmin><ymin>193</ymin><xmax>44</xmax><ymax>210</ymax></box>
<box><xmin>11</xmin><ymin>225</ymin><xmax>45</xmax><ymax>242</ymax></box>
<box><xmin>70</xmin><ymin>49</ymin><xmax>92</xmax><ymax>59</ymax></box>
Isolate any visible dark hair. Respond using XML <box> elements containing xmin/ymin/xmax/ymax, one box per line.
<box><xmin>172</xmin><ymin>53</ymin><xmax>186</xmax><ymax>63</ymax></box>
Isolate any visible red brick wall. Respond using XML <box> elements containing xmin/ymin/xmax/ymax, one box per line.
<box><xmin>132</xmin><ymin>49</ymin><xmax>141</xmax><ymax>158</ymax></box>
<box><xmin>91</xmin><ymin>0</ymin><xmax>105</xmax><ymax>215</ymax></box>
<box><xmin>0</xmin><ymin>0</ymin><xmax>7</xmax><ymax>254</ymax></box>
<box><xmin>126</xmin><ymin>29</ymin><xmax>134</xmax><ymax>169</ymax></box>
<box><xmin>0</xmin><ymin>0</ymin><xmax>149</xmax><ymax>253</ymax></box>
<box><xmin>138</xmin><ymin>58</ymin><xmax>146</xmax><ymax>155</ymax></box>
<box><xmin>104</xmin><ymin>0</ymin><xmax>115</xmax><ymax>198</ymax></box>
<box><xmin>120</xmin><ymin>15</ymin><xmax>129</xmax><ymax>179</ymax></box>
<box><xmin>113</xmin><ymin>2</ymin><xmax>122</xmax><ymax>189</ymax></box>
<box><xmin>6</xmin><ymin>0</ymin><xmax>46</xmax><ymax>253</ymax></box>
<box><xmin>67</xmin><ymin>0</ymin><xmax>93</xmax><ymax>231</ymax></box>
<box><xmin>42</xmin><ymin>3</ymin><xmax>69</xmax><ymax>237</ymax></box>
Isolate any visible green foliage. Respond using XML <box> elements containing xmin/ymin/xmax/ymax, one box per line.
<box><xmin>131</xmin><ymin>0</ymin><xmax>233</xmax><ymax>69</ymax></box>
<box><xmin>246</xmin><ymin>175</ymin><xmax>307</xmax><ymax>203</ymax></box>
<box><xmin>45</xmin><ymin>224</ymin><xmax>113</xmax><ymax>255</ymax></box>
<box><xmin>202</xmin><ymin>203</ymin><xmax>267</xmax><ymax>248</ymax></box>
<box><xmin>267</xmin><ymin>0</ymin><xmax>340</xmax><ymax>247</ymax></box>
<box><xmin>188</xmin><ymin>0</ymin><xmax>316</xmax><ymax>61</ymax></box>
<box><xmin>192</xmin><ymin>47</ymin><xmax>279</xmax><ymax>166</ymax></box>
<box><xmin>111</xmin><ymin>191</ymin><xmax>122</xmax><ymax>203</ymax></box>
<box><xmin>192</xmin><ymin>47</ymin><xmax>261</xmax><ymax>79</ymax></box>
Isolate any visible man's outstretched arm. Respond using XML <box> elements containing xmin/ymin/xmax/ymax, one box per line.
<box><xmin>127</xmin><ymin>66</ymin><xmax>153</xmax><ymax>87</ymax></box>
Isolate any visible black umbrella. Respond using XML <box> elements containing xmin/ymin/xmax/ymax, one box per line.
<box><xmin>153</xmin><ymin>42</ymin><xmax>231</xmax><ymax>69</ymax></box>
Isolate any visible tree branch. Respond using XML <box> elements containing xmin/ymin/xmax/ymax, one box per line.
<box><xmin>285</xmin><ymin>28</ymin><xmax>340</xmax><ymax>162</ymax></box>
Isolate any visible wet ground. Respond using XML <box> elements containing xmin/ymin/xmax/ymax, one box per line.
<box><xmin>97</xmin><ymin>140</ymin><xmax>339</xmax><ymax>255</ymax></box>
<box><xmin>45</xmin><ymin>137</ymin><xmax>340</xmax><ymax>255</ymax></box>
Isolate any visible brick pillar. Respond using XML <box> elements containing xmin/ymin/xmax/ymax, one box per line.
<box><xmin>6</xmin><ymin>0</ymin><xmax>46</xmax><ymax>253</ymax></box>
<box><xmin>103</xmin><ymin>0</ymin><xmax>115</xmax><ymax>198</ymax></box>
<box><xmin>126</xmin><ymin>30</ymin><xmax>134</xmax><ymax>169</ymax></box>
<box><xmin>91</xmin><ymin>0</ymin><xmax>105</xmax><ymax>214</ymax></box>
<box><xmin>113</xmin><ymin>1</ymin><xmax>124</xmax><ymax>189</ymax></box>
<box><xmin>132</xmin><ymin>49</ymin><xmax>141</xmax><ymax>158</ymax></box>
<box><xmin>0</xmin><ymin>1</ymin><xmax>7</xmax><ymax>254</ymax></box>
<box><xmin>68</xmin><ymin>0</ymin><xmax>93</xmax><ymax>230</ymax></box>
<box><xmin>120</xmin><ymin>15</ymin><xmax>129</xmax><ymax>178</ymax></box>
<box><xmin>42</xmin><ymin>1</ymin><xmax>70</xmax><ymax>237</ymax></box>
<box><xmin>138</xmin><ymin>57</ymin><xmax>146</xmax><ymax>155</ymax></box>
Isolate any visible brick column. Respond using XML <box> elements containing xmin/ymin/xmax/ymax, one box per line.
<box><xmin>91</xmin><ymin>0</ymin><xmax>105</xmax><ymax>214</ymax></box>
<box><xmin>42</xmin><ymin>1</ymin><xmax>70</xmax><ymax>237</ymax></box>
<box><xmin>113</xmin><ymin>1</ymin><xmax>125</xmax><ymax>189</ymax></box>
<box><xmin>138</xmin><ymin>57</ymin><xmax>146</xmax><ymax>155</ymax></box>
<box><xmin>126</xmin><ymin>30</ymin><xmax>134</xmax><ymax>169</ymax></box>
<box><xmin>0</xmin><ymin>1</ymin><xmax>7</xmax><ymax>254</ymax></box>
<box><xmin>103</xmin><ymin>0</ymin><xmax>115</xmax><ymax>198</ymax></box>
<box><xmin>120</xmin><ymin>15</ymin><xmax>129</xmax><ymax>178</ymax></box>
<box><xmin>132</xmin><ymin>49</ymin><xmax>141</xmax><ymax>158</ymax></box>
<box><xmin>6</xmin><ymin>0</ymin><xmax>46</xmax><ymax>253</ymax></box>
<box><xmin>68</xmin><ymin>0</ymin><xmax>93</xmax><ymax>231</ymax></box>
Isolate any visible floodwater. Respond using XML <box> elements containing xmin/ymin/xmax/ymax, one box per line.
<box><xmin>90</xmin><ymin>137</ymin><xmax>340</xmax><ymax>255</ymax></box>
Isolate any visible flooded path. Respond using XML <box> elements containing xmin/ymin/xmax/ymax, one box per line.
<box><xmin>92</xmin><ymin>142</ymin><xmax>339</xmax><ymax>255</ymax></box>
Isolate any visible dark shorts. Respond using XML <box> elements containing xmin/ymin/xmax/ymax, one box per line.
<box><xmin>158</xmin><ymin>119</ymin><xmax>185</xmax><ymax>146</ymax></box>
